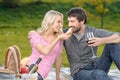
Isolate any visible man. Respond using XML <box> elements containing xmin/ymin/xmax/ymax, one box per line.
<box><xmin>64</xmin><ymin>7</ymin><xmax>120</xmax><ymax>80</ymax></box>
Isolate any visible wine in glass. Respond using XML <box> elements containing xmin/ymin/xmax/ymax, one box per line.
<box><xmin>85</xmin><ymin>32</ymin><xmax>97</xmax><ymax>59</ymax></box>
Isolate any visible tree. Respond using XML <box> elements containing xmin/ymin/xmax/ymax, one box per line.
<box><xmin>75</xmin><ymin>0</ymin><xmax>112</xmax><ymax>28</ymax></box>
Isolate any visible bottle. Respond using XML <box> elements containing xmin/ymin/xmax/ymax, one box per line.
<box><xmin>29</xmin><ymin>57</ymin><xmax>42</xmax><ymax>74</ymax></box>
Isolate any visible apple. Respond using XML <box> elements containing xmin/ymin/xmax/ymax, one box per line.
<box><xmin>20</xmin><ymin>66</ymin><xmax>29</xmax><ymax>74</ymax></box>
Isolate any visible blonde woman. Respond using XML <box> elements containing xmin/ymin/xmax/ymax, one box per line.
<box><xmin>27</xmin><ymin>10</ymin><xmax>71</xmax><ymax>80</ymax></box>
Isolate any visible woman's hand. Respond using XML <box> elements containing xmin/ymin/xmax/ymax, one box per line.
<box><xmin>65</xmin><ymin>27</ymin><xmax>74</xmax><ymax>35</ymax></box>
<box><xmin>59</xmin><ymin>33</ymin><xmax>72</xmax><ymax>40</ymax></box>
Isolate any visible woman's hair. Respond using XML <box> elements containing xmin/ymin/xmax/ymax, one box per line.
<box><xmin>67</xmin><ymin>7</ymin><xmax>87</xmax><ymax>24</ymax></box>
<box><xmin>37</xmin><ymin>10</ymin><xmax>63</xmax><ymax>34</ymax></box>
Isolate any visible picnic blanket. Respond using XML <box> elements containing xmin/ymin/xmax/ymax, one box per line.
<box><xmin>0</xmin><ymin>66</ymin><xmax>119</xmax><ymax>80</ymax></box>
<box><xmin>108</xmin><ymin>69</ymin><xmax>120</xmax><ymax>80</ymax></box>
<box><xmin>45</xmin><ymin>68</ymin><xmax>120</xmax><ymax>80</ymax></box>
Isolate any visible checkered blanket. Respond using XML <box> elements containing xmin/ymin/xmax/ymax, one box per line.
<box><xmin>45</xmin><ymin>68</ymin><xmax>120</xmax><ymax>80</ymax></box>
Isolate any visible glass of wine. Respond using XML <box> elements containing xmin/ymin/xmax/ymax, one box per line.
<box><xmin>85</xmin><ymin>32</ymin><xmax>97</xmax><ymax>59</ymax></box>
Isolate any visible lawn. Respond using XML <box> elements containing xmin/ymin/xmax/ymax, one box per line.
<box><xmin>0</xmin><ymin>0</ymin><xmax>119</xmax><ymax>68</ymax></box>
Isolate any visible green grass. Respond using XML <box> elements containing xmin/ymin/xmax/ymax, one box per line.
<box><xmin>0</xmin><ymin>0</ymin><xmax>119</xmax><ymax>68</ymax></box>
<box><xmin>0</xmin><ymin>27</ymin><xmax>32</xmax><ymax>65</ymax></box>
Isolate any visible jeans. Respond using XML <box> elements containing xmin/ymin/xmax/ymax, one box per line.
<box><xmin>38</xmin><ymin>73</ymin><xmax>43</xmax><ymax>80</ymax></box>
<box><xmin>73</xmin><ymin>44</ymin><xmax>120</xmax><ymax>80</ymax></box>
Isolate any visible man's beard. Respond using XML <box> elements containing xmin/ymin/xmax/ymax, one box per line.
<box><xmin>73</xmin><ymin>27</ymin><xmax>81</xmax><ymax>33</ymax></box>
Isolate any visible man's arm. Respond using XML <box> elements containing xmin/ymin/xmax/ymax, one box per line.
<box><xmin>103</xmin><ymin>34</ymin><xmax>120</xmax><ymax>44</ymax></box>
<box><xmin>88</xmin><ymin>34</ymin><xmax>120</xmax><ymax>47</ymax></box>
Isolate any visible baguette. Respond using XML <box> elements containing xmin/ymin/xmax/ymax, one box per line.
<box><xmin>65</xmin><ymin>27</ymin><xmax>74</xmax><ymax>35</ymax></box>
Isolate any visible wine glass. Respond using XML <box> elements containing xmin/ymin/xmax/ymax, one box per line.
<box><xmin>85</xmin><ymin>32</ymin><xmax>97</xmax><ymax>59</ymax></box>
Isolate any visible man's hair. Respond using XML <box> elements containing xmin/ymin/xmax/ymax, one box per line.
<box><xmin>67</xmin><ymin>7</ymin><xmax>87</xmax><ymax>24</ymax></box>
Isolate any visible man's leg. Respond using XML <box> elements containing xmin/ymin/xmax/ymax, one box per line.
<box><xmin>73</xmin><ymin>70</ymin><xmax>93</xmax><ymax>80</ymax></box>
<box><xmin>73</xmin><ymin>69</ymin><xmax>113</xmax><ymax>80</ymax></box>
<box><xmin>108</xmin><ymin>44</ymin><xmax>120</xmax><ymax>69</ymax></box>
<box><xmin>73</xmin><ymin>63</ymin><xmax>95</xmax><ymax>80</ymax></box>
<box><xmin>73</xmin><ymin>63</ymin><xmax>112</xmax><ymax>80</ymax></box>
<box><xmin>97</xmin><ymin>44</ymin><xmax>120</xmax><ymax>73</ymax></box>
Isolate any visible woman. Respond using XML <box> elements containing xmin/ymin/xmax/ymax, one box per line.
<box><xmin>27</xmin><ymin>10</ymin><xmax>71</xmax><ymax>80</ymax></box>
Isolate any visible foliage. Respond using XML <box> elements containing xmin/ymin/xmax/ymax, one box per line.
<box><xmin>75</xmin><ymin>0</ymin><xmax>118</xmax><ymax>28</ymax></box>
<box><xmin>0</xmin><ymin>0</ymin><xmax>119</xmax><ymax>68</ymax></box>
<box><xmin>75</xmin><ymin>0</ymin><xmax>112</xmax><ymax>14</ymax></box>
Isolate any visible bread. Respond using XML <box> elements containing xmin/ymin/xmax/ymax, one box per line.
<box><xmin>65</xmin><ymin>27</ymin><xmax>74</xmax><ymax>35</ymax></box>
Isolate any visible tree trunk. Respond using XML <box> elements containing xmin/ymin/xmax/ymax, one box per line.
<box><xmin>100</xmin><ymin>13</ymin><xmax>104</xmax><ymax>29</ymax></box>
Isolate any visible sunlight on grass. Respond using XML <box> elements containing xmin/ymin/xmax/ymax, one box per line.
<box><xmin>20</xmin><ymin>0</ymin><xmax>75</xmax><ymax>4</ymax></box>
<box><xmin>0</xmin><ymin>0</ymin><xmax>119</xmax><ymax>67</ymax></box>
<box><xmin>0</xmin><ymin>27</ymin><xmax>34</xmax><ymax>65</ymax></box>
<box><xmin>41</xmin><ymin>0</ymin><xmax>75</xmax><ymax>3</ymax></box>
<box><xmin>20</xmin><ymin>0</ymin><xmax>34</xmax><ymax>4</ymax></box>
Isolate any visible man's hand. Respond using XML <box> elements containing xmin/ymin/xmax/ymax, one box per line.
<box><xmin>88</xmin><ymin>37</ymin><xmax>104</xmax><ymax>47</ymax></box>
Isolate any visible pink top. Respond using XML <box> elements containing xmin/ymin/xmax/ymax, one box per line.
<box><xmin>28</xmin><ymin>31</ymin><xmax>63</xmax><ymax>79</ymax></box>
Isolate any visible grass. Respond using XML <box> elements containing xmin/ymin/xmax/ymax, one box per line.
<box><xmin>0</xmin><ymin>0</ymin><xmax>120</xmax><ymax>68</ymax></box>
<box><xmin>0</xmin><ymin>27</ymin><xmax>32</xmax><ymax>65</ymax></box>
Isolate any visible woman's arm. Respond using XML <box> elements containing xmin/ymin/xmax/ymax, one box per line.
<box><xmin>55</xmin><ymin>53</ymin><xmax>62</xmax><ymax>80</ymax></box>
<box><xmin>35</xmin><ymin>33</ymin><xmax>71</xmax><ymax>55</ymax></box>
